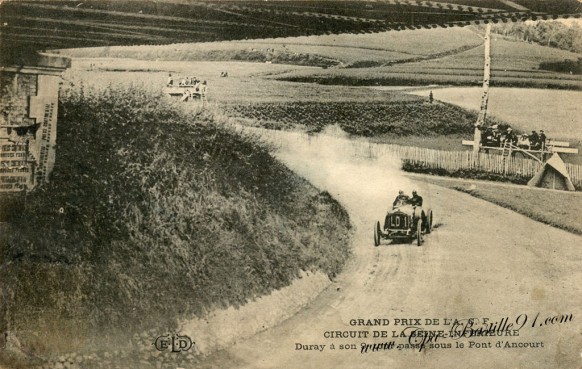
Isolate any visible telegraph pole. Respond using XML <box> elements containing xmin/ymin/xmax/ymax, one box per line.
<box><xmin>474</xmin><ymin>23</ymin><xmax>492</xmax><ymax>153</ymax></box>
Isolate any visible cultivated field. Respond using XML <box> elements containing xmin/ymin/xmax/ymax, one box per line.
<box><xmin>61</xmin><ymin>26</ymin><xmax>582</xmax><ymax>90</ymax></box>
<box><xmin>61</xmin><ymin>27</ymin><xmax>483</xmax><ymax>67</ymax></box>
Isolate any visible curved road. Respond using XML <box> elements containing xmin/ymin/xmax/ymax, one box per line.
<box><xmin>200</xmin><ymin>133</ymin><xmax>582</xmax><ymax>369</ymax></box>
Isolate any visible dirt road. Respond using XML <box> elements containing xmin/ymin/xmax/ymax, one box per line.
<box><xmin>200</xmin><ymin>132</ymin><xmax>582</xmax><ymax>369</ymax></box>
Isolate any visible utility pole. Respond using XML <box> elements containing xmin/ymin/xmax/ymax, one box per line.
<box><xmin>474</xmin><ymin>23</ymin><xmax>492</xmax><ymax>153</ymax></box>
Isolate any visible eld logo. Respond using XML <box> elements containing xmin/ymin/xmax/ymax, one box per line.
<box><xmin>153</xmin><ymin>334</ymin><xmax>194</xmax><ymax>352</ymax></box>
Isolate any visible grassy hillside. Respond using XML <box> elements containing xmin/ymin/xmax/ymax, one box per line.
<box><xmin>59</xmin><ymin>27</ymin><xmax>482</xmax><ymax>67</ymax></box>
<box><xmin>405</xmin><ymin>37</ymin><xmax>582</xmax><ymax>72</ymax></box>
<box><xmin>0</xmin><ymin>84</ymin><xmax>351</xmax><ymax>358</ymax></box>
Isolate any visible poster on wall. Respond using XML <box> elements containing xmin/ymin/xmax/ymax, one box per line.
<box><xmin>0</xmin><ymin>1</ymin><xmax>581</xmax><ymax>369</ymax></box>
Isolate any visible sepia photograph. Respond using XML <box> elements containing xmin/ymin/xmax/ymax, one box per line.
<box><xmin>1</xmin><ymin>1</ymin><xmax>581</xmax><ymax>368</ymax></box>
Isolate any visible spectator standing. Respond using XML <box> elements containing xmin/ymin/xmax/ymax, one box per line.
<box><xmin>505</xmin><ymin>128</ymin><xmax>517</xmax><ymax>145</ymax></box>
<box><xmin>539</xmin><ymin>130</ymin><xmax>547</xmax><ymax>151</ymax></box>
<box><xmin>529</xmin><ymin>130</ymin><xmax>539</xmax><ymax>150</ymax></box>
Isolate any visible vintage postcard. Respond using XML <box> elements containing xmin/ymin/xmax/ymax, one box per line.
<box><xmin>0</xmin><ymin>1</ymin><xmax>581</xmax><ymax>368</ymax></box>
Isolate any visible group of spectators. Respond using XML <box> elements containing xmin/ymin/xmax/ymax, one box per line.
<box><xmin>166</xmin><ymin>73</ymin><xmax>208</xmax><ymax>101</ymax></box>
<box><xmin>521</xmin><ymin>130</ymin><xmax>547</xmax><ymax>150</ymax></box>
<box><xmin>166</xmin><ymin>73</ymin><xmax>206</xmax><ymax>89</ymax></box>
<box><xmin>481</xmin><ymin>125</ymin><xmax>547</xmax><ymax>151</ymax></box>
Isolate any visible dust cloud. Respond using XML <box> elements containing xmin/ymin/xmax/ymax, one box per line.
<box><xmin>254</xmin><ymin>128</ymin><xmax>421</xmax><ymax>226</ymax></box>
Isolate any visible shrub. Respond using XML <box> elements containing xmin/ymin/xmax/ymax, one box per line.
<box><xmin>402</xmin><ymin>160</ymin><xmax>530</xmax><ymax>184</ymax></box>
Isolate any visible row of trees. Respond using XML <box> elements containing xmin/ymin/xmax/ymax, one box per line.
<box><xmin>491</xmin><ymin>21</ymin><xmax>582</xmax><ymax>54</ymax></box>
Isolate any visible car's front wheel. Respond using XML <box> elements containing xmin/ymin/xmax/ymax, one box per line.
<box><xmin>374</xmin><ymin>221</ymin><xmax>381</xmax><ymax>247</ymax></box>
<box><xmin>416</xmin><ymin>219</ymin><xmax>423</xmax><ymax>246</ymax></box>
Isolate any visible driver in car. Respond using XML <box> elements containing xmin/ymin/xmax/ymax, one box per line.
<box><xmin>410</xmin><ymin>190</ymin><xmax>423</xmax><ymax>207</ymax></box>
<box><xmin>393</xmin><ymin>190</ymin><xmax>410</xmax><ymax>207</ymax></box>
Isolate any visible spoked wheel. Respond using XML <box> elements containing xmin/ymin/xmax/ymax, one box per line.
<box><xmin>416</xmin><ymin>219</ymin><xmax>423</xmax><ymax>246</ymax></box>
<box><xmin>374</xmin><ymin>221</ymin><xmax>381</xmax><ymax>247</ymax></box>
<box><xmin>426</xmin><ymin>211</ymin><xmax>433</xmax><ymax>234</ymax></box>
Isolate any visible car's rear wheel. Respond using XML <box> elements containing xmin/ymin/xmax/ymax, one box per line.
<box><xmin>374</xmin><ymin>221</ymin><xmax>381</xmax><ymax>247</ymax></box>
<box><xmin>416</xmin><ymin>219</ymin><xmax>423</xmax><ymax>246</ymax></box>
<box><xmin>426</xmin><ymin>211</ymin><xmax>433</xmax><ymax>234</ymax></box>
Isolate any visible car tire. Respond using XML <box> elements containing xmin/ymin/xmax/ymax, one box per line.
<box><xmin>416</xmin><ymin>219</ymin><xmax>423</xmax><ymax>246</ymax></box>
<box><xmin>374</xmin><ymin>221</ymin><xmax>381</xmax><ymax>247</ymax></box>
<box><xmin>426</xmin><ymin>211</ymin><xmax>433</xmax><ymax>234</ymax></box>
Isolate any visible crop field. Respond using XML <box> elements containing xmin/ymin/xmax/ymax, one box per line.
<box><xmin>252</xmin><ymin>27</ymin><xmax>483</xmax><ymax>55</ymax></box>
<box><xmin>62</xmin><ymin>41</ymin><xmax>414</xmax><ymax>67</ymax></box>
<box><xmin>61</xmin><ymin>24</ymin><xmax>582</xmax><ymax>92</ymax></box>
<box><xmin>65</xmin><ymin>22</ymin><xmax>582</xmax><ymax>160</ymax></box>
<box><xmin>277</xmin><ymin>69</ymin><xmax>582</xmax><ymax>90</ymax></box>
<box><xmin>5</xmin><ymin>0</ymin><xmax>582</xmax><ymax>62</ymax></box>
<box><xmin>223</xmin><ymin>100</ymin><xmax>476</xmax><ymax>136</ymax></box>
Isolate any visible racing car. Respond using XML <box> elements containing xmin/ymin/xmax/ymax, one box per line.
<box><xmin>373</xmin><ymin>194</ymin><xmax>433</xmax><ymax>247</ymax></box>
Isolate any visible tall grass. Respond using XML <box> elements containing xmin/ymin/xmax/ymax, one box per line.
<box><xmin>0</xmin><ymin>83</ymin><xmax>351</xmax><ymax>353</ymax></box>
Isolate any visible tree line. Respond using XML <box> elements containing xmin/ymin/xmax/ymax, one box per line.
<box><xmin>491</xmin><ymin>21</ymin><xmax>582</xmax><ymax>54</ymax></box>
